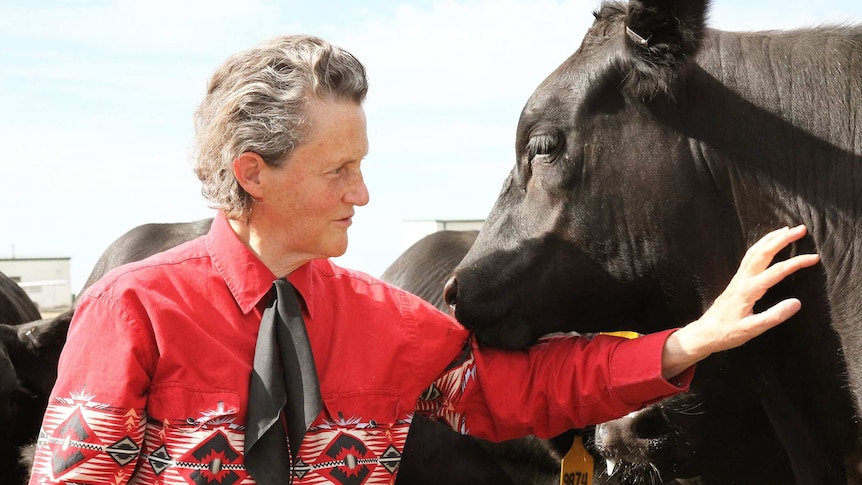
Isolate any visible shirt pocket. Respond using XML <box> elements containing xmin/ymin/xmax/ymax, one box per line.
<box><xmin>148</xmin><ymin>383</ymin><xmax>241</xmax><ymax>431</ymax></box>
<box><xmin>323</xmin><ymin>389</ymin><xmax>402</xmax><ymax>431</ymax></box>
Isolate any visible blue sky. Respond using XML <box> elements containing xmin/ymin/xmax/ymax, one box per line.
<box><xmin>2</xmin><ymin>0</ymin><xmax>861</xmax><ymax>293</ymax></box>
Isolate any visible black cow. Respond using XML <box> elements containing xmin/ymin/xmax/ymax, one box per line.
<box><xmin>0</xmin><ymin>270</ymin><xmax>40</xmax><ymax>483</ymax></box>
<box><xmin>5</xmin><ymin>313</ymin><xmax>73</xmax><ymax>481</ymax></box>
<box><xmin>444</xmin><ymin>0</ymin><xmax>861</xmax><ymax>484</ymax></box>
<box><xmin>0</xmin><ymin>271</ymin><xmax>70</xmax><ymax>484</ymax></box>
<box><xmin>27</xmin><ymin>220</ymin><xmax>561</xmax><ymax>484</ymax></box>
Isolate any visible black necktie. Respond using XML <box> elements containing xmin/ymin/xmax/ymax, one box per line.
<box><xmin>245</xmin><ymin>278</ymin><xmax>323</xmax><ymax>484</ymax></box>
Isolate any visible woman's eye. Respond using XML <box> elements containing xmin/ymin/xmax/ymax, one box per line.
<box><xmin>527</xmin><ymin>133</ymin><xmax>559</xmax><ymax>161</ymax></box>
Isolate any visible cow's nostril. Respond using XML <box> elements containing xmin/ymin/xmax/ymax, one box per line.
<box><xmin>633</xmin><ymin>409</ymin><xmax>666</xmax><ymax>440</ymax></box>
<box><xmin>443</xmin><ymin>276</ymin><xmax>458</xmax><ymax>310</ymax></box>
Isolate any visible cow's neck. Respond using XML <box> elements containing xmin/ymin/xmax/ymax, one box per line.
<box><xmin>666</xmin><ymin>27</ymin><xmax>862</xmax><ymax>268</ymax></box>
<box><xmin>675</xmin><ymin>28</ymin><xmax>862</xmax><ymax>447</ymax></box>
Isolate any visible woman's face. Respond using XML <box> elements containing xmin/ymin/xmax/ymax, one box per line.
<box><xmin>257</xmin><ymin>98</ymin><xmax>370</xmax><ymax>261</ymax></box>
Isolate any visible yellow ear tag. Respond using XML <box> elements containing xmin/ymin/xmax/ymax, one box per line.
<box><xmin>560</xmin><ymin>435</ymin><xmax>593</xmax><ymax>485</ymax></box>
<box><xmin>599</xmin><ymin>330</ymin><xmax>642</xmax><ymax>339</ymax></box>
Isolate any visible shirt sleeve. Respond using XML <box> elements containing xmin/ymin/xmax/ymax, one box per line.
<box><xmin>418</xmin><ymin>329</ymin><xmax>692</xmax><ymax>442</ymax></box>
<box><xmin>28</xmin><ymin>292</ymin><xmax>155</xmax><ymax>484</ymax></box>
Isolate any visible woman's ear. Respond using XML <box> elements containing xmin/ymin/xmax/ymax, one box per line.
<box><xmin>233</xmin><ymin>152</ymin><xmax>266</xmax><ymax>199</ymax></box>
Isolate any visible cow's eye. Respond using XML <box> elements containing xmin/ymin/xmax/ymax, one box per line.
<box><xmin>526</xmin><ymin>133</ymin><xmax>559</xmax><ymax>162</ymax></box>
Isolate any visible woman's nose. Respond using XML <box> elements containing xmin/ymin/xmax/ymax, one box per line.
<box><xmin>345</xmin><ymin>171</ymin><xmax>370</xmax><ymax>206</ymax></box>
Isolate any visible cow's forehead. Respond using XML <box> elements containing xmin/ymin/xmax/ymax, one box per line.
<box><xmin>519</xmin><ymin>50</ymin><xmax>615</xmax><ymax>136</ymax></box>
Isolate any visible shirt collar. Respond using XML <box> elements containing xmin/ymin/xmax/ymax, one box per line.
<box><xmin>206</xmin><ymin>212</ymin><xmax>275</xmax><ymax>314</ymax></box>
<box><xmin>287</xmin><ymin>261</ymin><xmax>316</xmax><ymax>319</ymax></box>
<box><xmin>205</xmin><ymin>211</ymin><xmax>317</xmax><ymax>318</ymax></box>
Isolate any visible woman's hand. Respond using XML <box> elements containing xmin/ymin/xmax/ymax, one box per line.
<box><xmin>662</xmin><ymin>225</ymin><xmax>820</xmax><ymax>379</ymax></box>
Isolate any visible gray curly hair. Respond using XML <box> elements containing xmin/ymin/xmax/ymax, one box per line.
<box><xmin>193</xmin><ymin>34</ymin><xmax>368</xmax><ymax>220</ymax></box>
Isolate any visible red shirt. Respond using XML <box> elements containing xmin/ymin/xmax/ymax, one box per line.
<box><xmin>29</xmin><ymin>212</ymin><xmax>691</xmax><ymax>485</ymax></box>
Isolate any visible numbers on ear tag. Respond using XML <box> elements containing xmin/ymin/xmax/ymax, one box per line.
<box><xmin>560</xmin><ymin>435</ymin><xmax>593</xmax><ymax>485</ymax></box>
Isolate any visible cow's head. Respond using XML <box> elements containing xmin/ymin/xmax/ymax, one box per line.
<box><xmin>446</xmin><ymin>0</ymin><xmax>744</xmax><ymax>348</ymax></box>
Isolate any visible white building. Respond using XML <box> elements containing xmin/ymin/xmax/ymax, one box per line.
<box><xmin>0</xmin><ymin>257</ymin><xmax>73</xmax><ymax>311</ymax></box>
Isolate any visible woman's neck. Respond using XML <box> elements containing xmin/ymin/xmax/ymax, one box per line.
<box><xmin>227</xmin><ymin>216</ymin><xmax>310</xmax><ymax>278</ymax></box>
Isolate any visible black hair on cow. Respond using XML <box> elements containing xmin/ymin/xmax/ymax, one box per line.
<box><xmin>612</xmin><ymin>0</ymin><xmax>710</xmax><ymax>100</ymax></box>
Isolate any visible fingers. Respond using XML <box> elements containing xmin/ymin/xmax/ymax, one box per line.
<box><xmin>729</xmin><ymin>225</ymin><xmax>817</xmax><ymax>340</ymax></box>
<box><xmin>739</xmin><ymin>225</ymin><xmax>809</xmax><ymax>275</ymax></box>
<box><xmin>755</xmin><ymin>253</ymin><xmax>821</xmax><ymax>290</ymax></box>
<box><xmin>743</xmin><ymin>224</ymin><xmax>819</xmax><ymax>296</ymax></box>
<box><xmin>744</xmin><ymin>298</ymin><xmax>803</xmax><ymax>337</ymax></box>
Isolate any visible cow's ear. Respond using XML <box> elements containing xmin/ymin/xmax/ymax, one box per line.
<box><xmin>621</xmin><ymin>0</ymin><xmax>709</xmax><ymax>100</ymax></box>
